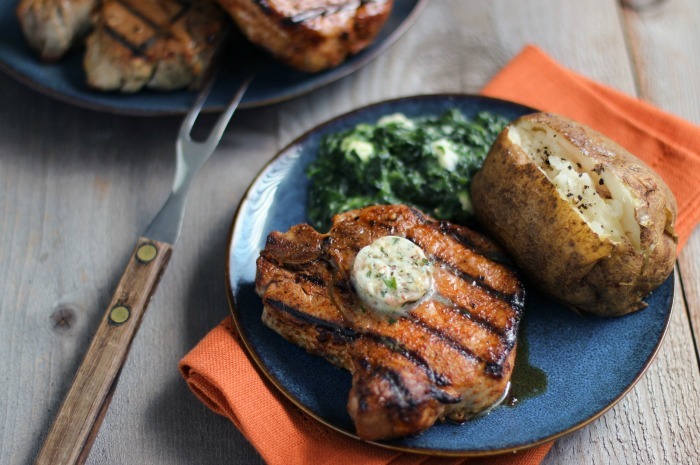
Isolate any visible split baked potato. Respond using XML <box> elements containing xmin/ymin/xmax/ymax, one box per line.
<box><xmin>471</xmin><ymin>113</ymin><xmax>677</xmax><ymax>316</ymax></box>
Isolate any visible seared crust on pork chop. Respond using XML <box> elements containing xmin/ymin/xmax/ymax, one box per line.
<box><xmin>216</xmin><ymin>0</ymin><xmax>394</xmax><ymax>72</ymax></box>
<box><xmin>255</xmin><ymin>205</ymin><xmax>524</xmax><ymax>440</ymax></box>
<box><xmin>84</xmin><ymin>0</ymin><xmax>227</xmax><ymax>92</ymax></box>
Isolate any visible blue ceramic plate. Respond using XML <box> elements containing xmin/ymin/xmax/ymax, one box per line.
<box><xmin>226</xmin><ymin>95</ymin><xmax>674</xmax><ymax>456</ymax></box>
<box><xmin>0</xmin><ymin>1</ymin><xmax>427</xmax><ymax>116</ymax></box>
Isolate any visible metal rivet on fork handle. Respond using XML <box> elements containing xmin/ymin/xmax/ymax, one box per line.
<box><xmin>136</xmin><ymin>243</ymin><xmax>158</xmax><ymax>263</ymax></box>
<box><xmin>109</xmin><ymin>306</ymin><xmax>130</xmax><ymax>325</ymax></box>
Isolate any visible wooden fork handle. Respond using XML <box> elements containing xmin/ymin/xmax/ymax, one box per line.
<box><xmin>36</xmin><ymin>237</ymin><xmax>173</xmax><ymax>465</ymax></box>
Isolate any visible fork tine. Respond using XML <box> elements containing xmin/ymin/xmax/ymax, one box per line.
<box><xmin>202</xmin><ymin>73</ymin><xmax>256</xmax><ymax>152</ymax></box>
<box><xmin>179</xmin><ymin>71</ymin><xmax>218</xmax><ymax>140</ymax></box>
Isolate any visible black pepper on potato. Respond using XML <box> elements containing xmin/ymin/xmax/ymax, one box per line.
<box><xmin>471</xmin><ymin>112</ymin><xmax>678</xmax><ymax>317</ymax></box>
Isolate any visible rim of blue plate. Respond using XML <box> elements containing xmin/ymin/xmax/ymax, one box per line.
<box><xmin>0</xmin><ymin>0</ymin><xmax>429</xmax><ymax>116</ymax></box>
<box><xmin>224</xmin><ymin>94</ymin><xmax>675</xmax><ymax>456</ymax></box>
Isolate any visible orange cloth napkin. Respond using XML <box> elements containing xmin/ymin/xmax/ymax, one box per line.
<box><xmin>180</xmin><ymin>318</ymin><xmax>552</xmax><ymax>465</ymax></box>
<box><xmin>180</xmin><ymin>46</ymin><xmax>700</xmax><ymax>464</ymax></box>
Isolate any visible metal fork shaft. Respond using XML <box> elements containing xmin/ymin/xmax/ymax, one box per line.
<box><xmin>145</xmin><ymin>74</ymin><xmax>254</xmax><ymax>244</ymax></box>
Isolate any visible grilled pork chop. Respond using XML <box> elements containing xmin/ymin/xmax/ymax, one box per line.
<box><xmin>255</xmin><ymin>205</ymin><xmax>524</xmax><ymax>440</ymax></box>
<box><xmin>216</xmin><ymin>0</ymin><xmax>394</xmax><ymax>72</ymax></box>
<box><xmin>84</xmin><ymin>0</ymin><xmax>227</xmax><ymax>92</ymax></box>
<box><xmin>16</xmin><ymin>0</ymin><xmax>97</xmax><ymax>61</ymax></box>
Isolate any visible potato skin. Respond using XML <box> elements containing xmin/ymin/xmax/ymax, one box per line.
<box><xmin>471</xmin><ymin>113</ymin><xmax>677</xmax><ymax>316</ymax></box>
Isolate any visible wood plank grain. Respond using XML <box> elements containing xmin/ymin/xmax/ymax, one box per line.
<box><xmin>36</xmin><ymin>238</ymin><xmax>173</xmax><ymax>465</ymax></box>
<box><xmin>1</xmin><ymin>1</ymin><xmax>698</xmax><ymax>464</ymax></box>
<box><xmin>621</xmin><ymin>0</ymin><xmax>700</xmax><ymax>366</ymax></box>
<box><xmin>618</xmin><ymin>2</ymin><xmax>700</xmax><ymax>459</ymax></box>
<box><xmin>0</xmin><ymin>78</ymin><xmax>173</xmax><ymax>465</ymax></box>
<box><xmin>0</xmin><ymin>74</ymin><xmax>266</xmax><ymax>465</ymax></box>
<box><xmin>547</xmin><ymin>268</ymin><xmax>700</xmax><ymax>464</ymax></box>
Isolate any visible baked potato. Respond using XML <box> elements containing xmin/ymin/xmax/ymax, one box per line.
<box><xmin>471</xmin><ymin>112</ymin><xmax>677</xmax><ymax>316</ymax></box>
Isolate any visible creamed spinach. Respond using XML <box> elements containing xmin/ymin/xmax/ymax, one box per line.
<box><xmin>306</xmin><ymin>109</ymin><xmax>509</xmax><ymax>231</ymax></box>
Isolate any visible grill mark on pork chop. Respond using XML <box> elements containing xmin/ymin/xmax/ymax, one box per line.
<box><xmin>114</xmin><ymin>0</ymin><xmax>166</xmax><ymax>32</ymax></box>
<box><xmin>439</xmin><ymin>221</ymin><xmax>512</xmax><ymax>265</ymax></box>
<box><xmin>405</xmin><ymin>315</ymin><xmax>501</xmax><ymax>373</ymax></box>
<box><xmin>359</xmin><ymin>331</ymin><xmax>452</xmax><ymax>387</ymax></box>
<box><xmin>266</xmin><ymin>298</ymin><xmax>354</xmax><ymax>340</ymax></box>
<box><xmin>377</xmin><ymin>366</ymin><xmax>415</xmax><ymax>409</ymax></box>
<box><xmin>267</xmin><ymin>293</ymin><xmax>456</xmax><ymax>387</ymax></box>
<box><xmin>406</xmin><ymin>218</ymin><xmax>521</xmax><ymax>294</ymax></box>
<box><xmin>295</xmin><ymin>270</ymin><xmax>328</xmax><ymax>287</ymax></box>
<box><xmin>100</xmin><ymin>0</ymin><xmax>194</xmax><ymax>57</ymax></box>
<box><xmin>432</xmin><ymin>266</ymin><xmax>521</xmax><ymax>332</ymax></box>
<box><xmin>402</xmin><ymin>234</ymin><xmax>522</xmax><ymax>339</ymax></box>
<box><xmin>267</xmin><ymin>283</ymin><xmax>466</xmax><ymax>387</ymax></box>
<box><xmin>103</xmin><ymin>25</ymin><xmax>147</xmax><ymax>56</ymax></box>
<box><xmin>354</xmin><ymin>358</ymin><xmax>391</xmax><ymax>412</ymax></box>
<box><xmin>336</xmin><ymin>276</ymin><xmax>510</xmax><ymax>379</ymax></box>
<box><xmin>429</xmin><ymin>388</ymin><xmax>463</xmax><ymax>404</ymax></box>
<box><xmin>334</xmin><ymin>279</ymin><xmax>498</xmax><ymax>372</ymax></box>
<box><xmin>431</xmin><ymin>255</ymin><xmax>517</xmax><ymax>305</ymax></box>
<box><xmin>355</xmin><ymin>356</ymin><xmax>462</xmax><ymax>416</ymax></box>
<box><xmin>441</xmin><ymin>298</ymin><xmax>510</xmax><ymax>339</ymax></box>
<box><xmin>465</xmin><ymin>317</ymin><xmax>514</xmax><ymax>352</ymax></box>
<box><xmin>331</xmin><ymin>281</ymin><xmax>501</xmax><ymax>370</ymax></box>
<box><xmin>420</xmin><ymin>296</ymin><xmax>515</xmax><ymax>354</ymax></box>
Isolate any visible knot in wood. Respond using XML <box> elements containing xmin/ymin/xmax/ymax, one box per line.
<box><xmin>50</xmin><ymin>307</ymin><xmax>77</xmax><ymax>333</ymax></box>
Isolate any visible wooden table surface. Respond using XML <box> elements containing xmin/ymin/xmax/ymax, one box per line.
<box><xmin>2</xmin><ymin>1</ymin><xmax>700</xmax><ymax>464</ymax></box>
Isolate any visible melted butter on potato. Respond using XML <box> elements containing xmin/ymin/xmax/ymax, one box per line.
<box><xmin>509</xmin><ymin>123</ymin><xmax>642</xmax><ymax>250</ymax></box>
